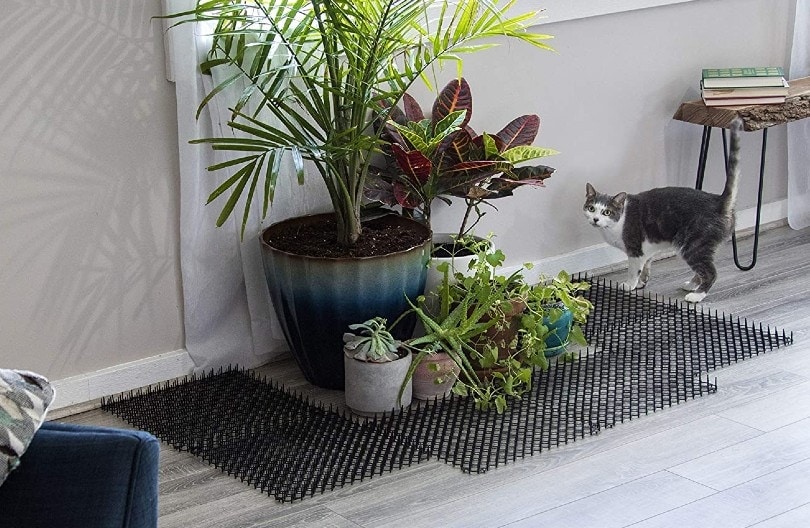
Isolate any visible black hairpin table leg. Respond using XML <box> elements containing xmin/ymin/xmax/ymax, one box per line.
<box><xmin>693</xmin><ymin>126</ymin><xmax>767</xmax><ymax>271</ymax></box>
<box><xmin>732</xmin><ymin>128</ymin><xmax>768</xmax><ymax>271</ymax></box>
<box><xmin>694</xmin><ymin>125</ymin><xmax>712</xmax><ymax>190</ymax></box>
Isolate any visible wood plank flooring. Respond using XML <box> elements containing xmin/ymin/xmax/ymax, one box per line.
<box><xmin>60</xmin><ymin>224</ymin><xmax>810</xmax><ymax>527</ymax></box>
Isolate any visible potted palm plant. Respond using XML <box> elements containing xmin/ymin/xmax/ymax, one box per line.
<box><xmin>343</xmin><ymin>317</ymin><xmax>412</xmax><ymax>416</ymax></box>
<box><xmin>166</xmin><ymin>1</ymin><xmax>554</xmax><ymax>389</ymax></box>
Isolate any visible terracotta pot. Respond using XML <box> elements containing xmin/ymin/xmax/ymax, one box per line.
<box><xmin>466</xmin><ymin>299</ymin><xmax>526</xmax><ymax>380</ymax></box>
<box><xmin>412</xmin><ymin>352</ymin><xmax>459</xmax><ymax>400</ymax></box>
<box><xmin>472</xmin><ymin>299</ymin><xmax>526</xmax><ymax>359</ymax></box>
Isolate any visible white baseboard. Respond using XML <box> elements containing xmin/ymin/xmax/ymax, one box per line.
<box><xmin>49</xmin><ymin>349</ymin><xmax>195</xmax><ymax>417</ymax></box>
<box><xmin>50</xmin><ymin>199</ymin><xmax>788</xmax><ymax>417</ymax></box>
<box><xmin>735</xmin><ymin>198</ymin><xmax>788</xmax><ymax>232</ymax></box>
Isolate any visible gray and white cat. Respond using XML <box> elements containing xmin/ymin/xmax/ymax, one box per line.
<box><xmin>583</xmin><ymin>118</ymin><xmax>743</xmax><ymax>303</ymax></box>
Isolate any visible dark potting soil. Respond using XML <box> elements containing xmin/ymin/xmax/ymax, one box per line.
<box><xmin>267</xmin><ymin>216</ymin><xmax>428</xmax><ymax>258</ymax></box>
<box><xmin>432</xmin><ymin>243</ymin><xmax>475</xmax><ymax>259</ymax></box>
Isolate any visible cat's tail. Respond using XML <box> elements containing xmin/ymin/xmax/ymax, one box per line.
<box><xmin>721</xmin><ymin>117</ymin><xmax>743</xmax><ymax>218</ymax></box>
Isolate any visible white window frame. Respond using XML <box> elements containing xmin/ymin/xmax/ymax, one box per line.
<box><xmin>519</xmin><ymin>0</ymin><xmax>702</xmax><ymax>24</ymax></box>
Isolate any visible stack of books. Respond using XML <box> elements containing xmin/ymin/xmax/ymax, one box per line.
<box><xmin>701</xmin><ymin>67</ymin><xmax>789</xmax><ymax>107</ymax></box>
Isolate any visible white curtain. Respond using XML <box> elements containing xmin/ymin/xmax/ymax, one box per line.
<box><xmin>162</xmin><ymin>0</ymin><xmax>325</xmax><ymax>371</ymax></box>
<box><xmin>788</xmin><ymin>0</ymin><xmax>810</xmax><ymax>229</ymax></box>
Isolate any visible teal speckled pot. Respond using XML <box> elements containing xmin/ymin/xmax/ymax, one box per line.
<box><xmin>261</xmin><ymin>213</ymin><xmax>431</xmax><ymax>389</ymax></box>
<box><xmin>543</xmin><ymin>305</ymin><xmax>573</xmax><ymax>358</ymax></box>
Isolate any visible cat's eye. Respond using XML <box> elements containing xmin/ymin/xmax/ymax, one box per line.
<box><xmin>603</xmin><ymin>211</ymin><xmax>612</xmax><ymax>216</ymax></box>
<box><xmin>587</xmin><ymin>206</ymin><xmax>595</xmax><ymax>212</ymax></box>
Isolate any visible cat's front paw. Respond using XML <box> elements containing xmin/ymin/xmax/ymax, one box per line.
<box><xmin>684</xmin><ymin>292</ymin><xmax>707</xmax><ymax>303</ymax></box>
<box><xmin>619</xmin><ymin>281</ymin><xmax>638</xmax><ymax>292</ymax></box>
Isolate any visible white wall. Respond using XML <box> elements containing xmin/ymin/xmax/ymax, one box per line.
<box><xmin>429</xmin><ymin>0</ymin><xmax>794</xmax><ymax>270</ymax></box>
<box><xmin>0</xmin><ymin>1</ymin><xmax>184</xmax><ymax>382</ymax></box>
<box><xmin>0</xmin><ymin>0</ymin><xmax>795</xmax><ymax>404</ymax></box>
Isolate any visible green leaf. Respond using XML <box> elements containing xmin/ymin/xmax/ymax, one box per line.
<box><xmin>481</xmin><ymin>133</ymin><xmax>500</xmax><ymax>158</ymax></box>
<box><xmin>195</xmin><ymin>70</ymin><xmax>245</xmax><ymax>119</ymax></box>
<box><xmin>199</xmin><ymin>57</ymin><xmax>231</xmax><ymax>75</ymax></box>
<box><xmin>240</xmin><ymin>156</ymin><xmax>261</xmax><ymax>238</ymax></box>
<box><xmin>389</xmin><ymin>120</ymin><xmax>431</xmax><ymax>154</ymax></box>
<box><xmin>500</xmin><ymin>146</ymin><xmax>560</xmax><ymax>163</ymax></box>
<box><xmin>453</xmin><ymin>384</ymin><xmax>468</xmax><ymax>396</ymax></box>
<box><xmin>291</xmin><ymin>147</ymin><xmax>305</xmax><ymax>185</ymax></box>
<box><xmin>569</xmin><ymin>325</ymin><xmax>588</xmax><ymax>346</ymax></box>
<box><xmin>485</xmin><ymin>249</ymin><xmax>506</xmax><ymax>268</ymax></box>
<box><xmin>432</xmin><ymin>110</ymin><xmax>466</xmax><ymax>141</ymax></box>
<box><xmin>214</xmin><ymin>161</ymin><xmax>256</xmax><ymax>227</ymax></box>
<box><xmin>206</xmin><ymin>161</ymin><xmax>253</xmax><ymax>204</ymax></box>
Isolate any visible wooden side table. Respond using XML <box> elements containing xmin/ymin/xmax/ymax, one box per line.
<box><xmin>673</xmin><ymin>76</ymin><xmax>810</xmax><ymax>270</ymax></box>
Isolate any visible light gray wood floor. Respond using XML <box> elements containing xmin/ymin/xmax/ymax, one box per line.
<box><xmin>61</xmin><ymin>224</ymin><xmax>810</xmax><ymax>527</ymax></box>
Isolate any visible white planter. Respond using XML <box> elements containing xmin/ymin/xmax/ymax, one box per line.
<box><xmin>423</xmin><ymin>233</ymin><xmax>490</xmax><ymax>301</ymax></box>
<box><xmin>344</xmin><ymin>350</ymin><xmax>413</xmax><ymax>417</ymax></box>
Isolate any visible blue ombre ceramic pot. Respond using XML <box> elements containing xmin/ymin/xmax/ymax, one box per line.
<box><xmin>543</xmin><ymin>305</ymin><xmax>573</xmax><ymax>358</ymax></box>
<box><xmin>261</xmin><ymin>213</ymin><xmax>431</xmax><ymax>389</ymax></box>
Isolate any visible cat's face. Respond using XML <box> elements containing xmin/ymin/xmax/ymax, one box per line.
<box><xmin>584</xmin><ymin>183</ymin><xmax>626</xmax><ymax>229</ymax></box>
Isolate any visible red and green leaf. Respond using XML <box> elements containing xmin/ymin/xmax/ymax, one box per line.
<box><xmin>472</xmin><ymin>133</ymin><xmax>506</xmax><ymax>155</ymax></box>
<box><xmin>436</xmin><ymin>128</ymin><xmax>473</xmax><ymax>170</ymax></box>
<box><xmin>432</xmin><ymin>77</ymin><xmax>472</xmax><ymax>131</ymax></box>
<box><xmin>393</xmin><ymin>181</ymin><xmax>423</xmax><ymax>209</ymax></box>
<box><xmin>402</xmin><ymin>92</ymin><xmax>425</xmax><ymax>122</ymax></box>
<box><xmin>441</xmin><ymin>160</ymin><xmax>505</xmax><ymax>194</ymax></box>
<box><xmin>391</xmin><ymin>143</ymin><xmax>432</xmax><ymax>185</ymax></box>
<box><xmin>496</xmin><ymin>115</ymin><xmax>540</xmax><ymax>148</ymax></box>
<box><xmin>485</xmin><ymin>165</ymin><xmax>555</xmax><ymax>198</ymax></box>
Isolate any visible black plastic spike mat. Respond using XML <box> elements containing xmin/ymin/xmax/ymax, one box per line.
<box><xmin>102</xmin><ymin>277</ymin><xmax>793</xmax><ymax>502</ymax></box>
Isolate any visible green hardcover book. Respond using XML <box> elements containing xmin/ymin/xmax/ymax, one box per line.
<box><xmin>701</xmin><ymin>67</ymin><xmax>786</xmax><ymax>88</ymax></box>
<box><xmin>702</xmin><ymin>67</ymin><xmax>785</xmax><ymax>79</ymax></box>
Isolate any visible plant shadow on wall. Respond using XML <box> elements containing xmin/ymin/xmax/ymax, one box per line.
<box><xmin>164</xmin><ymin>1</ymin><xmax>555</xmax><ymax>389</ymax></box>
<box><xmin>0</xmin><ymin>2</ymin><xmax>181</xmax><ymax>377</ymax></box>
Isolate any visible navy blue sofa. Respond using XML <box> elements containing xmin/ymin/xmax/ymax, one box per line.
<box><xmin>0</xmin><ymin>421</ymin><xmax>160</xmax><ymax>528</ymax></box>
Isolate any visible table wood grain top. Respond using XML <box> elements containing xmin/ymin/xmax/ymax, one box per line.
<box><xmin>674</xmin><ymin>76</ymin><xmax>810</xmax><ymax>131</ymax></box>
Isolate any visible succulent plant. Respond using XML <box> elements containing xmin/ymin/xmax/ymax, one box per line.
<box><xmin>343</xmin><ymin>317</ymin><xmax>401</xmax><ymax>362</ymax></box>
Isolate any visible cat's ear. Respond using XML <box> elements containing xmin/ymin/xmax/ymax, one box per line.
<box><xmin>612</xmin><ymin>192</ymin><xmax>627</xmax><ymax>207</ymax></box>
<box><xmin>586</xmin><ymin>183</ymin><xmax>596</xmax><ymax>199</ymax></box>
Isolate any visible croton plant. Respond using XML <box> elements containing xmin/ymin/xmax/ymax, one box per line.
<box><xmin>366</xmin><ymin>78</ymin><xmax>557</xmax><ymax>238</ymax></box>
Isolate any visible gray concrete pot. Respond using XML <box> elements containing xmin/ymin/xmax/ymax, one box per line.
<box><xmin>344</xmin><ymin>348</ymin><xmax>413</xmax><ymax>417</ymax></box>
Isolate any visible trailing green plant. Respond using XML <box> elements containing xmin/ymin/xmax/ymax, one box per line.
<box><xmin>400</xmin><ymin>238</ymin><xmax>551</xmax><ymax>413</ymax></box>
<box><xmin>365</xmin><ymin>77</ymin><xmax>557</xmax><ymax>239</ymax></box>
<box><xmin>527</xmin><ymin>270</ymin><xmax>594</xmax><ymax>349</ymax></box>
<box><xmin>342</xmin><ymin>317</ymin><xmax>400</xmax><ymax>362</ymax></box>
<box><xmin>165</xmin><ymin>1</ymin><xmax>554</xmax><ymax>244</ymax></box>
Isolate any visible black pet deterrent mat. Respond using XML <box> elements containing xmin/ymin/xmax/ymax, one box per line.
<box><xmin>102</xmin><ymin>277</ymin><xmax>793</xmax><ymax>502</ymax></box>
